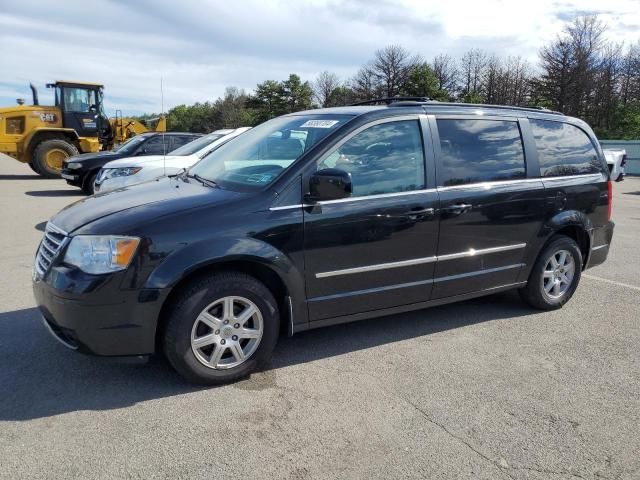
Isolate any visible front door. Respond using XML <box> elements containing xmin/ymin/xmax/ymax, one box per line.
<box><xmin>303</xmin><ymin>116</ymin><xmax>440</xmax><ymax>322</ymax></box>
<box><xmin>60</xmin><ymin>86</ymin><xmax>99</xmax><ymax>138</ymax></box>
<box><xmin>431</xmin><ymin>116</ymin><xmax>546</xmax><ymax>299</ymax></box>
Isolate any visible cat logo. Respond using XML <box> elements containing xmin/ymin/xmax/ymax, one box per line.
<box><xmin>39</xmin><ymin>113</ymin><xmax>57</xmax><ymax>123</ymax></box>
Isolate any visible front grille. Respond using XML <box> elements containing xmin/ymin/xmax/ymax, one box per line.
<box><xmin>35</xmin><ymin>223</ymin><xmax>68</xmax><ymax>278</ymax></box>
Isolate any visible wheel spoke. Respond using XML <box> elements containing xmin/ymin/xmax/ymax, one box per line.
<box><xmin>192</xmin><ymin>333</ymin><xmax>216</xmax><ymax>349</ymax></box>
<box><xmin>229</xmin><ymin>342</ymin><xmax>245</xmax><ymax>362</ymax></box>
<box><xmin>544</xmin><ymin>280</ymin><xmax>554</xmax><ymax>293</ymax></box>
<box><xmin>198</xmin><ymin>311</ymin><xmax>221</xmax><ymax>330</ymax></box>
<box><xmin>208</xmin><ymin>345</ymin><xmax>226</xmax><ymax>367</ymax></box>
<box><xmin>558</xmin><ymin>251</ymin><xmax>567</xmax><ymax>266</ymax></box>
<box><xmin>561</xmin><ymin>273</ymin><xmax>571</xmax><ymax>285</ymax></box>
<box><xmin>550</xmin><ymin>255</ymin><xmax>559</xmax><ymax>268</ymax></box>
<box><xmin>543</xmin><ymin>269</ymin><xmax>554</xmax><ymax>278</ymax></box>
<box><xmin>223</xmin><ymin>297</ymin><xmax>234</xmax><ymax>321</ymax></box>
<box><xmin>552</xmin><ymin>281</ymin><xmax>561</xmax><ymax>296</ymax></box>
<box><xmin>238</xmin><ymin>328</ymin><xmax>261</xmax><ymax>339</ymax></box>
<box><xmin>235</xmin><ymin>305</ymin><xmax>257</xmax><ymax>326</ymax></box>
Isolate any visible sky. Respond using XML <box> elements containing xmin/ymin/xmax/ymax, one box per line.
<box><xmin>1</xmin><ymin>0</ymin><xmax>639</xmax><ymax>116</ymax></box>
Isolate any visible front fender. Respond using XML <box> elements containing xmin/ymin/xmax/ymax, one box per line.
<box><xmin>143</xmin><ymin>235</ymin><xmax>305</xmax><ymax>307</ymax></box>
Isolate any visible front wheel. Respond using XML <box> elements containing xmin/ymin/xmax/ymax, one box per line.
<box><xmin>32</xmin><ymin>138</ymin><xmax>79</xmax><ymax>178</ymax></box>
<box><xmin>519</xmin><ymin>235</ymin><xmax>582</xmax><ymax>310</ymax></box>
<box><xmin>163</xmin><ymin>271</ymin><xmax>280</xmax><ymax>385</ymax></box>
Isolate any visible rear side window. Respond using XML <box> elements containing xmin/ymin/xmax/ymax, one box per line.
<box><xmin>437</xmin><ymin>119</ymin><xmax>525</xmax><ymax>186</ymax></box>
<box><xmin>318</xmin><ymin>120</ymin><xmax>425</xmax><ymax>197</ymax></box>
<box><xmin>530</xmin><ymin>120</ymin><xmax>601</xmax><ymax>177</ymax></box>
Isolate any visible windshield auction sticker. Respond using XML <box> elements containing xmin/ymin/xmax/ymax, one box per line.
<box><xmin>300</xmin><ymin>120</ymin><xmax>340</xmax><ymax>128</ymax></box>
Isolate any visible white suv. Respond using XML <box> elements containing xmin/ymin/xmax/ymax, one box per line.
<box><xmin>94</xmin><ymin>128</ymin><xmax>251</xmax><ymax>193</ymax></box>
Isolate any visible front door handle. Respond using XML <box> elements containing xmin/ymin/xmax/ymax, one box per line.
<box><xmin>443</xmin><ymin>203</ymin><xmax>472</xmax><ymax>215</ymax></box>
<box><xmin>406</xmin><ymin>207</ymin><xmax>435</xmax><ymax>219</ymax></box>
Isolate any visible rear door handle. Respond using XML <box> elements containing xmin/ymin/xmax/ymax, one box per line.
<box><xmin>443</xmin><ymin>203</ymin><xmax>472</xmax><ymax>214</ymax></box>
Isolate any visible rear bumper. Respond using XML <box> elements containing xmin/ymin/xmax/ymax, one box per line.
<box><xmin>586</xmin><ymin>221</ymin><xmax>614</xmax><ymax>269</ymax></box>
<box><xmin>33</xmin><ymin>265</ymin><xmax>169</xmax><ymax>356</ymax></box>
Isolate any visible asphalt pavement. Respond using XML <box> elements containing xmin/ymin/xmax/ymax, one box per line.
<box><xmin>0</xmin><ymin>156</ymin><xmax>638</xmax><ymax>479</ymax></box>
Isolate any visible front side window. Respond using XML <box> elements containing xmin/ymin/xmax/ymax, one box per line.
<box><xmin>63</xmin><ymin>88</ymin><xmax>96</xmax><ymax>113</ymax></box>
<box><xmin>317</xmin><ymin>120</ymin><xmax>425</xmax><ymax>197</ymax></box>
<box><xmin>437</xmin><ymin>119</ymin><xmax>525</xmax><ymax>187</ymax></box>
<box><xmin>143</xmin><ymin>136</ymin><xmax>169</xmax><ymax>155</ymax></box>
<box><xmin>189</xmin><ymin>114</ymin><xmax>351</xmax><ymax>191</ymax></box>
<box><xmin>530</xmin><ymin>119</ymin><xmax>602</xmax><ymax>177</ymax></box>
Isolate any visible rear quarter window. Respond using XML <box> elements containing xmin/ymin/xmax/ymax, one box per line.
<box><xmin>530</xmin><ymin>119</ymin><xmax>602</xmax><ymax>177</ymax></box>
<box><xmin>436</xmin><ymin>119</ymin><xmax>526</xmax><ymax>187</ymax></box>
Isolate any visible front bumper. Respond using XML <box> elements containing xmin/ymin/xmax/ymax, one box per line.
<box><xmin>33</xmin><ymin>265</ymin><xmax>169</xmax><ymax>356</ymax></box>
<box><xmin>60</xmin><ymin>168</ymin><xmax>83</xmax><ymax>187</ymax></box>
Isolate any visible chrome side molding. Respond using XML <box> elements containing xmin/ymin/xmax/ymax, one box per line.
<box><xmin>315</xmin><ymin>243</ymin><xmax>526</xmax><ymax>279</ymax></box>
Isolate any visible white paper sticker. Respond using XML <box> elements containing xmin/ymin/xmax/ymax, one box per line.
<box><xmin>300</xmin><ymin>120</ymin><xmax>339</xmax><ymax>128</ymax></box>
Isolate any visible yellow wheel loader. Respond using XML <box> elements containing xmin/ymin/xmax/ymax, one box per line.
<box><xmin>0</xmin><ymin>81</ymin><xmax>166</xmax><ymax>178</ymax></box>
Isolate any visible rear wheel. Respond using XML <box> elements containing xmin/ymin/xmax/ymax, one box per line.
<box><xmin>163</xmin><ymin>271</ymin><xmax>280</xmax><ymax>385</ymax></box>
<box><xmin>33</xmin><ymin>138</ymin><xmax>79</xmax><ymax>178</ymax></box>
<box><xmin>519</xmin><ymin>235</ymin><xmax>582</xmax><ymax>310</ymax></box>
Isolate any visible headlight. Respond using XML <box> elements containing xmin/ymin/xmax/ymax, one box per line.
<box><xmin>64</xmin><ymin>235</ymin><xmax>140</xmax><ymax>274</ymax></box>
<box><xmin>101</xmin><ymin>167</ymin><xmax>142</xmax><ymax>180</ymax></box>
<box><xmin>66</xmin><ymin>162</ymin><xmax>82</xmax><ymax>170</ymax></box>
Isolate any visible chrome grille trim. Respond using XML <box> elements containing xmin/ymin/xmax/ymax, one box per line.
<box><xmin>34</xmin><ymin>223</ymin><xmax>69</xmax><ymax>278</ymax></box>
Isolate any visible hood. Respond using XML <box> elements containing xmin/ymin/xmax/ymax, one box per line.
<box><xmin>104</xmin><ymin>154</ymin><xmax>192</xmax><ymax>168</ymax></box>
<box><xmin>64</xmin><ymin>150</ymin><xmax>121</xmax><ymax>166</ymax></box>
<box><xmin>51</xmin><ymin>176</ymin><xmax>245</xmax><ymax>233</ymax></box>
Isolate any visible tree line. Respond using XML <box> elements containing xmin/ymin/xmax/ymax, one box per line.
<box><xmin>142</xmin><ymin>16</ymin><xmax>639</xmax><ymax>140</ymax></box>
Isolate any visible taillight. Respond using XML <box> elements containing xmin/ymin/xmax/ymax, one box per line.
<box><xmin>607</xmin><ymin>180</ymin><xmax>612</xmax><ymax>220</ymax></box>
<box><xmin>621</xmin><ymin>154</ymin><xmax>627</xmax><ymax>167</ymax></box>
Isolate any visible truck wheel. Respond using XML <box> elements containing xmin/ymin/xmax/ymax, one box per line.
<box><xmin>163</xmin><ymin>271</ymin><xmax>280</xmax><ymax>385</ymax></box>
<box><xmin>519</xmin><ymin>235</ymin><xmax>582</xmax><ymax>310</ymax></box>
<box><xmin>33</xmin><ymin>139</ymin><xmax>79</xmax><ymax>178</ymax></box>
<box><xmin>28</xmin><ymin>162</ymin><xmax>40</xmax><ymax>174</ymax></box>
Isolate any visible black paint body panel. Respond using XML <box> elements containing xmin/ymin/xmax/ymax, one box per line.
<box><xmin>33</xmin><ymin>104</ymin><xmax>614</xmax><ymax>356</ymax></box>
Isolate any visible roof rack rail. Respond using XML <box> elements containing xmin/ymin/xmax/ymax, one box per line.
<box><xmin>350</xmin><ymin>97</ymin><xmax>433</xmax><ymax>106</ymax></box>
<box><xmin>422</xmin><ymin>102</ymin><xmax>565</xmax><ymax>115</ymax></box>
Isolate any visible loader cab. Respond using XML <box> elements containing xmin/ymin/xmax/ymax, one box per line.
<box><xmin>49</xmin><ymin>81</ymin><xmax>110</xmax><ymax>141</ymax></box>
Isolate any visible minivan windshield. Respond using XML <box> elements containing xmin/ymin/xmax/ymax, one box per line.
<box><xmin>170</xmin><ymin>133</ymin><xmax>224</xmax><ymax>156</ymax></box>
<box><xmin>188</xmin><ymin>114</ymin><xmax>351</xmax><ymax>191</ymax></box>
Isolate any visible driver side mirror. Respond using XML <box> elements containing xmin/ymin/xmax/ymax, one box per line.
<box><xmin>135</xmin><ymin>148</ymin><xmax>147</xmax><ymax>156</ymax></box>
<box><xmin>306</xmin><ymin>168</ymin><xmax>352</xmax><ymax>202</ymax></box>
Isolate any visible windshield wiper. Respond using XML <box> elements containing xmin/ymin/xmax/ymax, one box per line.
<box><xmin>187</xmin><ymin>172</ymin><xmax>217</xmax><ymax>188</ymax></box>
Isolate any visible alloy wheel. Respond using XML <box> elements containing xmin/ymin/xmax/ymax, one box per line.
<box><xmin>542</xmin><ymin>249</ymin><xmax>576</xmax><ymax>299</ymax></box>
<box><xmin>190</xmin><ymin>296</ymin><xmax>263</xmax><ymax>369</ymax></box>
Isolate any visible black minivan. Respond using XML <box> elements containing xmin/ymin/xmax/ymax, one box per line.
<box><xmin>33</xmin><ymin>100</ymin><xmax>614</xmax><ymax>384</ymax></box>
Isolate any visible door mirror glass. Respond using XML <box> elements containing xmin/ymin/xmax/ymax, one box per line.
<box><xmin>308</xmin><ymin>168</ymin><xmax>352</xmax><ymax>202</ymax></box>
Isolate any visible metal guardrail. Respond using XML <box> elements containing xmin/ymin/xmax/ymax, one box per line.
<box><xmin>600</xmin><ymin>140</ymin><xmax>640</xmax><ymax>175</ymax></box>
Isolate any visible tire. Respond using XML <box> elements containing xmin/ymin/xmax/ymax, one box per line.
<box><xmin>32</xmin><ymin>138</ymin><xmax>79</xmax><ymax>178</ymax></box>
<box><xmin>519</xmin><ymin>235</ymin><xmax>582</xmax><ymax>310</ymax></box>
<box><xmin>163</xmin><ymin>271</ymin><xmax>280</xmax><ymax>385</ymax></box>
<box><xmin>28</xmin><ymin>162</ymin><xmax>40</xmax><ymax>174</ymax></box>
<box><xmin>82</xmin><ymin>171</ymin><xmax>97</xmax><ymax>195</ymax></box>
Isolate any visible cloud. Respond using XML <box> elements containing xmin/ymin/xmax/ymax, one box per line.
<box><xmin>1</xmin><ymin>0</ymin><xmax>639</xmax><ymax>115</ymax></box>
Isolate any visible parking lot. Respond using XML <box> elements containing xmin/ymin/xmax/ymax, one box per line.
<box><xmin>0</xmin><ymin>156</ymin><xmax>638</xmax><ymax>479</ymax></box>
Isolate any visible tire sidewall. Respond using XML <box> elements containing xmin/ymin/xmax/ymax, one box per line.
<box><xmin>165</xmin><ymin>275</ymin><xmax>279</xmax><ymax>384</ymax></box>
